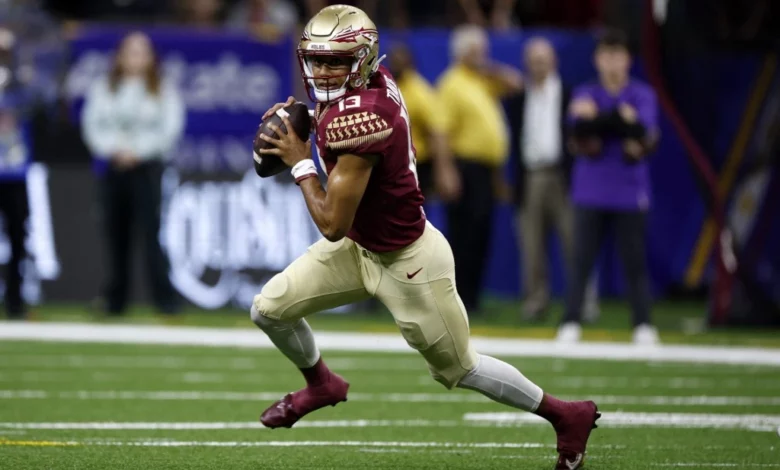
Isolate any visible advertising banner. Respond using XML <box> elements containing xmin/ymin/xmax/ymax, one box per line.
<box><xmin>0</xmin><ymin>164</ymin><xmax>320</xmax><ymax>311</ymax></box>
<box><xmin>0</xmin><ymin>28</ymin><xmax>327</xmax><ymax>311</ymax></box>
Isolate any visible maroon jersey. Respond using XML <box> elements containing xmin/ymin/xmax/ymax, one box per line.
<box><xmin>314</xmin><ymin>66</ymin><xmax>426</xmax><ymax>252</ymax></box>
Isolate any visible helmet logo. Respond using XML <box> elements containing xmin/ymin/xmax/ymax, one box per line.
<box><xmin>307</xmin><ymin>43</ymin><xmax>331</xmax><ymax>50</ymax></box>
<box><xmin>331</xmin><ymin>26</ymin><xmax>377</xmax><ymax>44</ymax></box>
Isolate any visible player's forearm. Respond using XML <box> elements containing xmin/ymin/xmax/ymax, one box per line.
<box><xmin>298</xmin><ymin>177</ymin><xmax>346</xmax><ymax>242</ymax></box>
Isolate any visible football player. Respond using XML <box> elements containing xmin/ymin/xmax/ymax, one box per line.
<box><xmin>252</xmin><ymin>5</ymin><xmax>600</xmax><ymax>468</ymax></box>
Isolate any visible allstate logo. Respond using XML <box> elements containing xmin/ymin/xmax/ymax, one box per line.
<box><xmin>65</xmin><ymin>51</ymin><xmax>281</xmax><ymax>114</ymax></box>
<box><xmin>163</xmin><ymin>53</ymin><xmax>279</xmax><ymax>114</ymax></box>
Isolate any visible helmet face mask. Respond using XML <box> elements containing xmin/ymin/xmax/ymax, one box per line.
<box><xmin>297</xmin><ymin>49</ymin><xmax>359</xmax><ymax>103</ymax></box>
<box><xmin>297</xmin><ymin>5</ymin><xmax>380</xmax><ymax>104</ymax></box>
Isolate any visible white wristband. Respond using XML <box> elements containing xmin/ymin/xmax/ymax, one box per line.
<box><xmin>291</xmin><ymin>159</ymin><xmax>317</xmax><ymax>182</ymax></box>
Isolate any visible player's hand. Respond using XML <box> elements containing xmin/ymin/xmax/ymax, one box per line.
<box><xmin>618</xmin><ymin>103</ymin><xmax>638</xmax><ymax>123</ymax></box>
<box><xmin>570</xmin><ymin>97</ymin><xmax>598</xmax><ymax>119</ymax></box>
<box><xmin>434</xmin><ymin>160</ymin><xmax>461</xmax><ymax>203</ymax></box>
<box><xmin>262</xmin><ymin>96</ymin><xmax>296</xmax><ymax>121</ymax></box>
<box><xmin>257</xmin><ymin>115</ymin><xmax>311</xmax><ymax>167</ymax></box>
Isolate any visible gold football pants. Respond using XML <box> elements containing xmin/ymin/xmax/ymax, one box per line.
<box><xmin>253</xmin><ymin>222</ymin><xmax>478</xmax><ymax>388</ymax></box>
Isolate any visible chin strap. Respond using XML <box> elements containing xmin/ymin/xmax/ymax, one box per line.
<box><xmin>374</xmin><ymin>53</ymin><xmax>387</xmax><ymax>70</ymax></box>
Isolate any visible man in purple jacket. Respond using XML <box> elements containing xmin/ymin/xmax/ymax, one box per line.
<box><xmin>557</xmin><ymin>30</ymin><xmax>660</xmax><ymax>345</ymax></box>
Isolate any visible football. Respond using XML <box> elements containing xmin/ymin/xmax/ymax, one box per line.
<box><xmin>253</xmin><ymin>102</ymin><xmax>312</xmax><ymax>178</ymax></box>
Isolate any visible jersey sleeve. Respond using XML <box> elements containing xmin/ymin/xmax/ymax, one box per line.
<box><xmin>323</xmin><ymin>94</ymin><xmax>395</xmax><ymax>156</ymax></box>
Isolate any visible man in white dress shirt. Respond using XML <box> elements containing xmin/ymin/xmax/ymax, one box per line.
<box><xmin>507</xmin><ymin>37</ymin><xmax>599</xmax><ymax>322</ymax></box>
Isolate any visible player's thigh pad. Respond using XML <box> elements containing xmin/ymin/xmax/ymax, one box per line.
<box><xmin>253</xmin><ymin>237</ymin><xmax>369</xmax><ymax>322</ymax></box>
<box><xmin>374</xmin><ymin>223</ymin><xmax>478</xmax><ymax>388</ymax></box>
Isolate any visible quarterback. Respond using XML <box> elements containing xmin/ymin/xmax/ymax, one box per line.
<box><xmin>253</xmin><ymin>5</ymin><xmax>600</xmax><ymax>468</ymax></box>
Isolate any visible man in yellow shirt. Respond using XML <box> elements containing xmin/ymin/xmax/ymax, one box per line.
<box><xmin>437</xmin><ymin>24</ymin><xmax>523</xmax><ymax>312</ymax></box>
<box><xmin>388</xmin><ymin>44</ymin><xmax>460</xmax><ymax>202</ymax></box>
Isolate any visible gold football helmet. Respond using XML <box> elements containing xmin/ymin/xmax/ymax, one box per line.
<box><xmin>298</xmin><ymin>5</ymin><xmax>382</xmax><ymax>103</ymax></box>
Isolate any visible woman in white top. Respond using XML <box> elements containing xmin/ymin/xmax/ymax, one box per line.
<box><xmin>81</xmin><ymin>31</ymin><xmax>185</xmax><ymax>316</ymax></box>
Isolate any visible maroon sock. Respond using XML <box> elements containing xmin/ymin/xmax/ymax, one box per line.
<box><xmin>300</xmin><ymin>358</ymin><xmax>330</xmax><ymax>387</ymax></box>
<box><xmin>534</xmin><ymin>393</ymin><xmax>568</xmax><ymax>426</ymax></box>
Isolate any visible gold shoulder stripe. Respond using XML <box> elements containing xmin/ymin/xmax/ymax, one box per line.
<box><xmin>327</xmin><ymin>128</ymin><xmax>393</xmax><ymax>150</ymax></box>
<box><xmin>326</xmin><ymin>110</ymin><xmax>392</xmax><ymax>149</ymax></box>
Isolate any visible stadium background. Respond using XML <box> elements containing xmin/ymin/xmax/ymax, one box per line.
<box><xmin>0</xmin><ymin>2</ymin><xmax>779</xmax><ymax>469</ymax></box>
<box><xmin>0</xmin><ymin>0</ymin><xmax>778</xmax><ymax>325</ymax></box>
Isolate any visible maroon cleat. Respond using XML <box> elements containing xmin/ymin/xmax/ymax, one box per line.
<box><xmin>553</xmin><ymin>400</ymin><xmax>600</xmax><ymax>469</ymax></box>
<box><xmin>259</xmin><ymin>372</ymin><xmax>349</xmax><ymax>429</ymax></box>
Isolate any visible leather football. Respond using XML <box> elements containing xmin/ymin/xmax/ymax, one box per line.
<box><xmin>253</xmin><ymin>102</ymin><xmax>312</xmax><ymax>178</ymax></box>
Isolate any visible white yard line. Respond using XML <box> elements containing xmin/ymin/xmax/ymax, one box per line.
<box><xmin>4</xmin><ymin>371</ymin><xmax>779</xmax><ymax>391</ymax></box>
<box><xmin>2</xmin><ymin>389</ymin><xmax>780</xmax><ymax>407</ymax></box>
<box><xmin>0</xmin><ymin>436</ymin><xmax>774</xmax><ymax>468</ymax></box>
<box><xmin>0</xmin><ymin>438</ymin><xmax>549</xmax><ymax>449</ymax></box>
<box><xmin>583</xmin><ymin>395</ymin><xmax>780</xmax><ymax>406</ymax></box>
<box><xmin>2</xmin><ymin>322</ymin><xmax>780</xmax><ymax>365</ymax></box>
<box><xmin>0</xmin><ymin>420</ymin><xmax>459</xmax><ymax>430</ymax></box>
<box><xmin>5</xmin><ymin>360</ymin><xmax>780</xmax><ymax>390</ymax></box>
<box><xmin>464</xmin><ymin>412</ymin><xmax>780</xmax><ymax>432</ymax></box>
<box><xmin>1</xmin><ymin>355</ymin><xmax>426</xmax><ymax>372</ymax></box>
<box><xmin>2</xmin><ymin>411</ymin><xmax>780</xmax><ymax>432</ymax></box>
<box><xmin>549</xmin><ymin>376</ymin><xmax>780</xmax><ymax>390</ymax></box>
<box><xmin>0</xmin><ymin>371</ymin><xmax>268</xmax><ymax>385</ymax></box>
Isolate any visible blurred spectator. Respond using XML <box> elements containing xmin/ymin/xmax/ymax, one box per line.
<box><xmin>2</xmin><ymin>1</ymin><xmax>82</xmax><ymax>172</ymax></box>
<box><xmin>506</xmin><ymin>37</ymin><xmax>600</xmax><ymax>322</ymax></box>
<box><xmin>537</xmin><ymin>0</ymin><xmax>603</xmax><ymax>29</ymax></box>
<box><xmin>1</xmin><ymin>0</ymin><xmax>67</xmax><ymax>109</ymax></box>
<box><xmin>175</xmin><ymin>0</ymin><xmax>224</xmax><ymax>28</ymax></box>
<box><xmin>226</xmin><ymin>0</ymin><xmax>298</xmax><ymax>40</ymax></box>
<box><xmin>662</xmin><ymin>0</ymin><xmax>780</xmax><ymax>53</ymax></box>
<box><xmin>0</xmin><ymin>27</ymin><xmax>31</xmax><ymax>320</ymax></box>
<box><xmin>458</xmin><ymin>0</ymin><xmax>519</xmax><ymax>31</ymax></box>
<box><xmin>560</xmin><ymin>30</ymin><xmax>659</xmax><ymax>344</ymax></box>
<box><xmin>81</xmin><ymin>31</ymin><xmax>184</xmax><ymax>316</ymax></box>
<box><xmin>43</xmin><ymin>0</ymin><xmax>171</xmax><ymax>22</ymax></box>
<box><xmin>697</xmin><ymin>0</ymin><xmax>777</xmax><ymax>50</ymax></box>
<box><xmin>304</xmin><ymin>0</ymin><xmax>376</xmax><ymax>21</ymax></box>
<box><xmin>437</xmin><ymin>24</ymin><xmax>522</xmax><ymax>313</ymax></box>
<box><xmin>600</xmin><ymin>0</ymin><xmax>643</xmax><ymax>51</ymax></box>
<box><xmin>387</xmin><ymin>43</ymin><xmax>460</xmax><ymax>203</ymax></box>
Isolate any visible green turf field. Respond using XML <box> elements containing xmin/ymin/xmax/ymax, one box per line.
<box><xmin>1</xmin><ymin>337</ymin><xmax>778</xmax><ymax>469</ymax></box>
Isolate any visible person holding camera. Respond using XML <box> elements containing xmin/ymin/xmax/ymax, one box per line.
<box><xmin>558</xmin><ymin>30</ymin><xmax>660</xmax><ymax>345</ymax></box>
